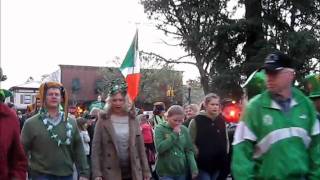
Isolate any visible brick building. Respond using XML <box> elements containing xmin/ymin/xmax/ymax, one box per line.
<box><xmin>59</xmin><ymin>65</ymin><xmax>105</xmax><ymax>106</ymax></box>
<box><xmin>10</xmin><ymin>65</ymin><xmax>184</xmax><ymax>111</ymax></box>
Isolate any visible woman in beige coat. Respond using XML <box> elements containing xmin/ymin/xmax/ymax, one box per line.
<box><xmin>91</xmin><ymin>81</ymin><xmax>151</xmax><ymax>180</ymax></box>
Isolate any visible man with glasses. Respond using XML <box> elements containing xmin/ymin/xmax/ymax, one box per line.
<box><xmin>232</xmin><ymin>52</ymin><xmax>320</xmax><ymax>179</ymax></box>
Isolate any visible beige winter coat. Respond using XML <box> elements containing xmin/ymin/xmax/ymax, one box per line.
<box><xmin>91</xmin><ymin>109</ymin><xmax>151</xmax><ymax>180</ymax></box>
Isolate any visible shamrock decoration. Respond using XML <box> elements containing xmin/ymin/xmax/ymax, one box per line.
<box><xmin>39</xmin><ymin>109</ymin><xmax>73</xmax><ymax>147</ymax></box>
<box><xmin>108</xmin><ymin>79</ymin><xmax>127</xmax><ymax>96</ymax></box>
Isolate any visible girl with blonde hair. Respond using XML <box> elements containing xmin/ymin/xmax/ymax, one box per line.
<box><xmin>91</xmin><ymin>80</ymin><xmax>151</xmax><ymax>180</ymax></box>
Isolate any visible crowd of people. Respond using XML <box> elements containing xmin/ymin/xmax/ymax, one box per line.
<box><xmin>1</xmin><ymin>50</ymin><xmax>320</xmax><ymax>180</ymax></box>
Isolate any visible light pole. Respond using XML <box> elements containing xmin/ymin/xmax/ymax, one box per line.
<box><xmin>187</xmin><ymin>84</ymin><xmax>191</xmax><ymax>105</ymax></box>
<box><xmin>166</xmin><ymin>85</ymin><xmax>174</xmax><ymax>105</ymax></box>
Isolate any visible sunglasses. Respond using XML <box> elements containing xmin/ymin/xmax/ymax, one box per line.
<box><xmin>265</xmin><ymin>68</ymin><xmax>294</xmax><ymax>75</ymax></box>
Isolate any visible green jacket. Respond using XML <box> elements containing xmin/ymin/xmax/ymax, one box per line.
<box><xmin>232</xmin><ymin>88</ymin><xmax>320</xmax><ymax>180</ymax></box>
<box><xmin>153</xmin><ymin>115</ymin><xmax>165</xmax><ymax>127</ymax></box>
<box><xmin>21</xmin><ymin>113</ymin><xmax>89</xmax><ymax>177</ymax></box>
<box><xmin>154</xmin><ymin>122</ymin><xmax>198</xmax><ymax>177</ymax></box>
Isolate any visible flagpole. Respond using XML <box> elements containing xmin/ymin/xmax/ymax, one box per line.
<box><xmin>133</xmin><ymin>22</ymin><xmax>139</xmax><ymax>81</ymax></box>
<box><xmin>132</xmin><ymin>29</ymin><xmax>138</xmax><ymax>103</ymax></box>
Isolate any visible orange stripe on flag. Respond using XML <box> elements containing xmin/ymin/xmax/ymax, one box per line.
<box><xmin>125</xmin><ymin>73</ymin><xmax>141</xmax><ymax>101</ymax></box>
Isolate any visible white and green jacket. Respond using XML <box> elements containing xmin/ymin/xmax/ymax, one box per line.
<box><xmin>232</xmin><ymin>88</ymin><xmax>320</xmax><ymax>180</ymax></box>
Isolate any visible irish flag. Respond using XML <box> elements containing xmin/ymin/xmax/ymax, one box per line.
<box><xmin>119</xmin><ymin>30</ymin><xmax>141</xmax><ymax>101</ymax></box>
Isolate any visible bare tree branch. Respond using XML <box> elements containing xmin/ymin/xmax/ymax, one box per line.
<box><xmin>156</xmin><ymin>24</ymin><xmax>181</xmax><ymax>37</ymax></box>
<box><xmin>159</xmin><ymin>39</ymin><xmax>183</xmax><ymax>46</ymax></box>
<box><xmin>140</xmin><ymin>51</ymin><xmax>196</xmax><ymax>65</ymax></box>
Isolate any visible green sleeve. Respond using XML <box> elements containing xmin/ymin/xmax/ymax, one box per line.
<box><xmin>188</xmin><ymin>119</ymin><xmax>198</xmax><ymax>155</ymax></box>
<box><xmin>303</xmin><ymin>98</ymin><xmax>320</xmax><ymax>179</ymax></box>
<box><xmin>308</xmin><ymin>102</ymin><xmax>320</xmax><ymax>180</ymax></box>
<box><xmin>154</xmin><ymin>126</ymin><xmax>179</xmax><ymax>154</ymax></box>
<box><xmin>184</xmin><ymin>128</ymin><xmax>198</xmax><ymax>175</ymax></box>
<box><xmin>231</xmin><ymin>141</ymin><xmax>255</xmax><ymax>180</ymax></box>
<box><xmin>309</xmin><ymin>134</ymin><xmax>320</xmax><ymax>180</ymax></box>
<box><xmin>71</xmin><ymin>120</ymin><xmax>89</xmax><ymax>177</ymax></box>
<box><xmin>231</xmin><ymin>103</ymin><xmax>258</xmax><ymax>180</ymax></box>
<box><xmin>21</xmin><ymin>118</ymin><xmax>33</xmax><ymax>154</ymax></box>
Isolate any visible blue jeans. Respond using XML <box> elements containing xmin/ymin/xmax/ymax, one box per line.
<box><xmin>197</xmin><ymin>169</ymin><xmax>219</xmax><ymax>180</ymax></box>
<box><xmin>29</xmin><ymin>174</ymin><xmax>73</xmax><ymax>180</ymax></box>
<box><xmin>159</xmin><ymin>175</ymin><xmax>186</xmax><ymax>180</ymax></box>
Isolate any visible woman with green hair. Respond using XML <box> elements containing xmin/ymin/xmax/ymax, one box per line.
<box><xmin>91</xmin><ymin>80</ymin><xmax>151</xmax><ymax>180</ymax></box>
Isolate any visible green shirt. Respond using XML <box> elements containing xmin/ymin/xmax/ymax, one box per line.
<box><xmin>21</xmin><ymin>113</ymin><xmax>89</xmax><ymax>177</ymax></box>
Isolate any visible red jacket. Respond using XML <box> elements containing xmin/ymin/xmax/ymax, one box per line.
<box><xmin>0</xmin><ymin>103</ymin><xmax>27</xmax><ymax>180</ymax></box>
<box><xmin>140</xmin><ymin>123</ymin><xmax>153</xmax><ymax>144</ymax></box>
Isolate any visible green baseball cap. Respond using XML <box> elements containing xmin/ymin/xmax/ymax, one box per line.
<box><xmin>304</xmin><ymin>74</ymin><xmax>320</xmax><ymax>99</ymax></box>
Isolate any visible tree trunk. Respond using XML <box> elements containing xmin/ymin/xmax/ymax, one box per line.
<box><xmin>196</xmin><ymin>59</ymin><xmax>209</xmax><ymax>95</ymax></box>
<box><xmin>243</xmin><ymin>0</ymin><xmax>264</xmax><ymax>76</ymax></box>
<box><xmin>200</xmin><ymin>74</ymin><xmax>209</xmax><ymax>95</ymax></box>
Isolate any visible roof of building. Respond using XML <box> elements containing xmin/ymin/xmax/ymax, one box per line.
<box><xmin>9</xmin><ymin>80</ymin><xmax>42</xmax><ymax>90</ymax></box>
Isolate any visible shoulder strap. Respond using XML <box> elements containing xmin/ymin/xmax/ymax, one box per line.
<box><xmin>154</xmin><ymin>115</ymin><xmax>159</xmax><ymax>124</ymax></box>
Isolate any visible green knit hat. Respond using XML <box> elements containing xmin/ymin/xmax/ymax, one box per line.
<box><xmin>0</xmin><ymin>67</ymin><xmax>7</xmax><ymax>82</ymax></box>
<box><xmin>0</xmin><ymin>89</ymin><xmax>12</xmax><ymax>102</ymax></box>
<box><xmin>304</xmin><ymin>74</ymin><xmax>320</xmax><ymax>99</ymax></box>
<box><xmin>242</xmin><ymin>70</ymin><xmax>266</xmax><ymax>99</ymax></box>
<box><xmin>0</xmin><ymin>67</ymin><xmax>11</xmax><ymax>102</ymax></box>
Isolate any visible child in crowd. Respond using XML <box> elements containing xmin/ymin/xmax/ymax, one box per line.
<box><xmin>77</xmin><ymin>117</ymin><xmax>91</xmax><ymax>159</ymax></box>
<box><xmin>154</xmin><ymin>105</ymin><xmax>198</xmax><ymax>180</ymax></box>
<box><xmin>139</xmin><ymin>114</ymin><xmax>156</xmax><ymax>168</ymax></box>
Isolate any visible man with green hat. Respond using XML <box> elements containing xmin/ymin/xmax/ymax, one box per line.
<box><xmin>304</xmin><ymin>74</ymin><xmax>320</xmax><ymax>115</ymax></box>
<box><xmin>0</xmin><ymin>67</ymin><xmax>27</xmax><ymax>180</ymax></box>
<box><xmin>241</xmin><ymin>70</ymin><xmax>266</xmax><ymax>100</ymax></box>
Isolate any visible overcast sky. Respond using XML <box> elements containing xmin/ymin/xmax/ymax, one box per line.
<box><xmin>1</xmin><ymin>0</ymin><xmax>198</xmax><ymax>89</ymax></box>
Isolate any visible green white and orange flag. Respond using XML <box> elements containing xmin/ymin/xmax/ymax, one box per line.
<box><xmin>119</xmin><ymin>30</ymin><xmax>141</xmax><ymax>101</ymax></box>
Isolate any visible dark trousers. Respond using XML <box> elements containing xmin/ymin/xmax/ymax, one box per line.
<box><xmin>29</xmin><ymin>174</ymin><xmax>73</xmax><ymax>180</ymax></box>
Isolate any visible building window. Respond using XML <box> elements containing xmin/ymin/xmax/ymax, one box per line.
<box><xmin>21</xmin><ymin>94</ymin><xmax>32</xmax><ymax>104</ymax></box>
<box><xmin>72</xmin><ymin>78</ymin><xmax>81</xmax><ymax>93</ymax></box>
<box><xmin>95</xmin><ymin>80</ymin><xmax>103</xmax><ymax>94</ymax></box>
<box><xmin>20</xmin><ymin>95</ymin><xmax>23</xmax><ymax>104</ymax></box>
